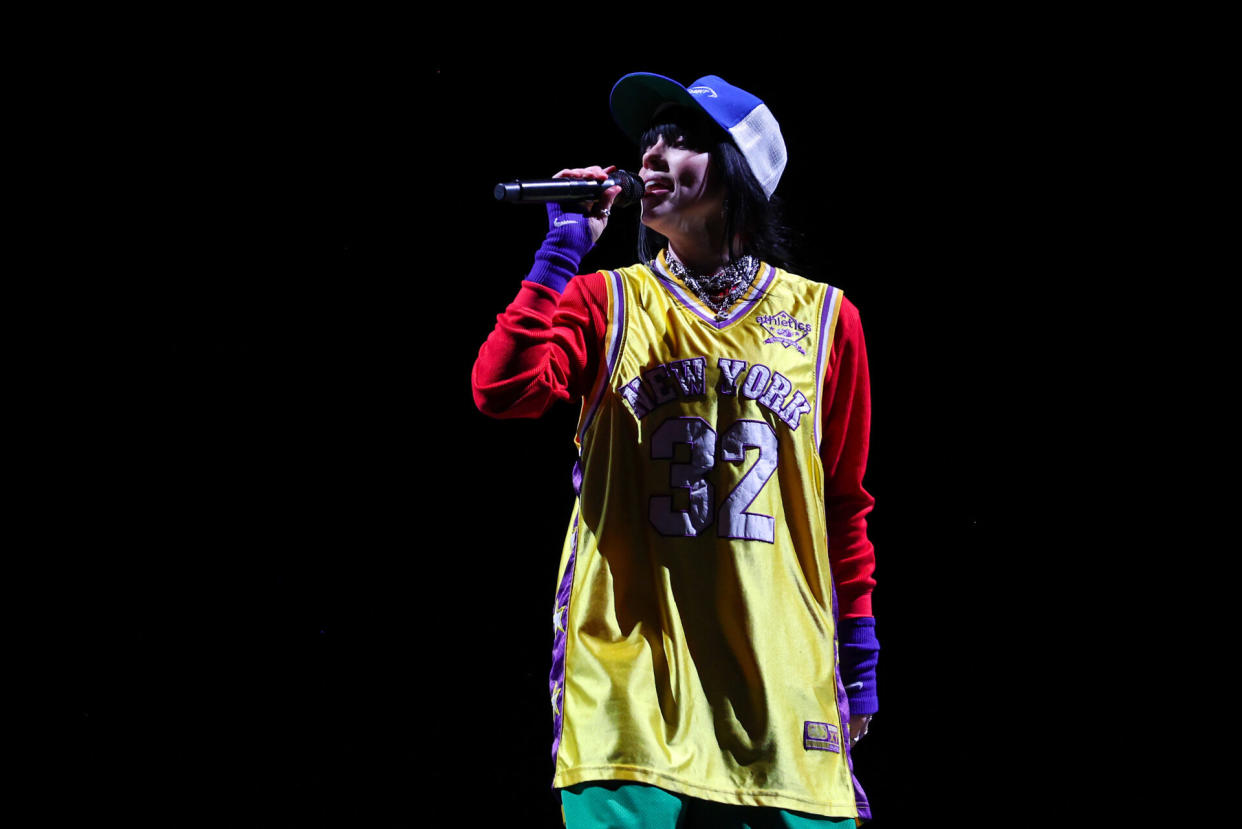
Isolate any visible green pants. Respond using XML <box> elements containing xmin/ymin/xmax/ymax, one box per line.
<box><xmin>561</xmin><ymin>782</ymin><xmax>857</xmax><ymax>829</ymax></box>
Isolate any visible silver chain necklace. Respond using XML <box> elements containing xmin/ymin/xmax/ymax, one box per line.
<box><xmin>665</xmin><ymin>252</ymin><xmax>759</xmax><ymax>318</ymax></box>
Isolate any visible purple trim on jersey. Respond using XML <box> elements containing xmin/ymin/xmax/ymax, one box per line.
<box><xmin>652</xmin><ymin>260</ymin><xmax>777</xmax><ymax>329</ymax></box>
<box><xmin>831</xmin><ymin>577</ymin><xmax>872</xmax><ymax>821</ymax></box>
<box><xmin>813</xmin><ymin>286</ymin><xmax>840</xmax><ymax>452</ymax></box>
<box><xmin>549</xmin><ymin>512</ymin><xmax>581</xmax><ymax>771</ymax></box>
<box><xmin>578</xmin><ymin>270</ymin><xmax>626</xmax><ymax>446</ymax></box>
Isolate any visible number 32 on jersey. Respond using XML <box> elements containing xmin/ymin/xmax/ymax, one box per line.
<box><xmin>649</xmin><ymin>416</ymin><xmax>778</xmax><ymax>543</ymax></box>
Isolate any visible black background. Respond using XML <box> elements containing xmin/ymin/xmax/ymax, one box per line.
<box><xmin>56</xmin><ymin>26</ymin><xmax>1104</xmax><ymax>827</ymax></box>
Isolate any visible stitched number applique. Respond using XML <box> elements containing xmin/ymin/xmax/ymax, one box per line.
<box><xmin>649</xmin><ymin>417</ymin><xmax>717</xmax><ymax>537</ymax></box>
<box><xmin>718</xmin><ymin>420</ymin><xmax>778</xmax><ymax>543</ymax></box>
<box><xmin>649</xmin><ymin>418</ymin><xmax>778</xmax><ymax>543</ymax></box>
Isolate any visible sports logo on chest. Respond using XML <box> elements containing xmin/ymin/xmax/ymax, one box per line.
<box><xmin>756</xmin><ymin>310</ymin><xmax>813</xmax><ymax>356</ymax></box>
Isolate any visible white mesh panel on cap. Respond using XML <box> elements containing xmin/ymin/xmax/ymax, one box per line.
<box><xmin>728</xmin><ymin>104</ymin><xmax>787</xmax><ymax>199</ymax></box>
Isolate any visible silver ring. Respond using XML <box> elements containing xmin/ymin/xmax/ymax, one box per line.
<box><xmin>600</xmin><ymin>208</ymin><xmax>611</xmax><ymax>217</ymax></box>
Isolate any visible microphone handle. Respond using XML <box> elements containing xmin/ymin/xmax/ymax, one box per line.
<box><xmin>494</xmin><ymin>178</ymin><xmax>607</xmax><ymax>203</ymax></box>
<box><xmin>493</xmin><ymin>171</ymin><xmax>643</xmax><ymax>206</ymax></box>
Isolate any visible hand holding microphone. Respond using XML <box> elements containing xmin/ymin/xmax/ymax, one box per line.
<box><xmin>494</xmin><ymin>167</ymin><xmax>645</xmax><ymax>208</ymax></box>
<box><xmin>507</xmin><ymin>165</ymin><xmax>637</xmax><ymax>246</ymax></box>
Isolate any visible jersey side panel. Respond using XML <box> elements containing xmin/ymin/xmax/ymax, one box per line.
<box><xmin>552</xmin><ymin>270</ymin><xmax>627</xmax><ymax>772</ymax></box>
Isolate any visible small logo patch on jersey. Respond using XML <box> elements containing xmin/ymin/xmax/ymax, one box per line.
<box><xmin>804</xmin><ymin>720</ymin><xmax>840</xmax><ymax>752</ymax></box>
<box><xmin>757</xmin><ymin>311</ymin><xmax>812</xmax><ymax>355</ymax></box>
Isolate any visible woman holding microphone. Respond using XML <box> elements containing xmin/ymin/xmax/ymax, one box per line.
<box><xmin>474</xmin><ymin>72</ymin><xmax>879</xmax><ymax>828</ymax></box>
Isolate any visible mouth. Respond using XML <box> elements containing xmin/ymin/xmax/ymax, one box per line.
<box><xmin>643</xmin><ymin>178</ymin><xmax>673</xmax><ymax>197</ymax></box>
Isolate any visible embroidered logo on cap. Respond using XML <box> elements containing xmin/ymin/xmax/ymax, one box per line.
<box><xmin>757</xmin><ymin>310</ymin><xmax>812</xmax><ymax>356</ymax></box>
<box><xmin>688</xmin><ymin>86</ymin><xmax>718</xmax><ymax>97</ymax></box>
<box><xmin>804</xmin><ymin>720</ymin><xmax>840</xmax><ymax>753</ymax></box>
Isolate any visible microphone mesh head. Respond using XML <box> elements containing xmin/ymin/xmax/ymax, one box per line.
<box><xmin>611</xmin><ymin>170</ymin><xmax>645</xmax><ymax>207</ymax></box>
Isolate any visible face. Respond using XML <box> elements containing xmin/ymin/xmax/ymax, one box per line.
<box><xmin>638</xmin><ymin>134</ymin><xmax>725</xmax><ymax>232</ymax></box>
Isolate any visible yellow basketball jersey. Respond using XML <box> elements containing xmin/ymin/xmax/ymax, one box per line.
<box><xmin>549</xmin><ymin>252</ymin><xmax>868</xmax><ymax>820</ymax></box>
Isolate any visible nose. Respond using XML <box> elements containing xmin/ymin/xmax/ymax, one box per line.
<box><xmin>641</xmin><ymin>138</ymin><xmax>668</xmax><ymax>172</ymax></box>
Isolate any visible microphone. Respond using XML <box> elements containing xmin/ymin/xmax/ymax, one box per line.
<box><xmin>493</xmin><ymin>170</ymin><xmax>645</xmax><ymax>207</ymax></box>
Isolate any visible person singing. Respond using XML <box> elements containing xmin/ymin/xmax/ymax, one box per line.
<box><xmin>473</xmin><ymin>72</ymin><xmax>879</xmax><ymax>828</ymax></box>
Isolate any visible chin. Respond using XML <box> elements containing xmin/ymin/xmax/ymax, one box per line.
<box><xmin>639</xmin><ymin>207</ymin><xmax>671</xmax><ymax>234</ymax></box>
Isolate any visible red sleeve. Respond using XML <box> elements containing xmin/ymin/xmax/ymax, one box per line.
<box><xmin>471</xmin><ymin>274</ymin><xmax>609</xmax><ymax>419</ymax></box>
<box><xmin>820</xmin><ymin>297</ymin><xmax>877</xmax><ymax>619</ymax></box>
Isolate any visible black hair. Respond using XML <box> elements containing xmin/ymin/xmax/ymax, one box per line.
<box><xmin>637</xmin><ymin>106</ymin><xmax>793</xmax><ymax>269</ymax></box>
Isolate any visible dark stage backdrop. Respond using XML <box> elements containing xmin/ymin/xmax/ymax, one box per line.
<box><xmin>63</xmin><ymin>42</ymin><xmax>1067</xmax><ymax>827</ymax></box>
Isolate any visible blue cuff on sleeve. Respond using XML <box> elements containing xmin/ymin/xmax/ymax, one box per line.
<box><xmin>839</xmin><ymin>616</ymin><xmax>879</xmax><ymax>716</ymax></box>
<box><xmin>525</xmin><ymin>202</ymin><xmax>595</xmax><ymax>293</ymax></box>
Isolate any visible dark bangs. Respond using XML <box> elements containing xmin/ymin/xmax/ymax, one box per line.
<box><xmin>638</xmin><ymin>105</ymin><xmax>723</xmax><ymax>154</ymax></box>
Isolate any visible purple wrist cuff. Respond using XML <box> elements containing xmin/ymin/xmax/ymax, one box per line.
<box><xmin>839</xmin><ymin>616</ymin><xmax>879</xmax><ymax>715</ymax></box>
<box><xmin>524</xmin><ymin>202</ymin><xmax>595</xmax><ymax>293</ymax></box>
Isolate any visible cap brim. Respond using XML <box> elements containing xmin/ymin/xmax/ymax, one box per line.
<box><xmin>609</xmin><ymin>73</ymin><xmax>701</xmax><ymax>144</ymax></box>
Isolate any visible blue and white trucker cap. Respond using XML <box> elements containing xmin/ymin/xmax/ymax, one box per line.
<box><xmin>609</xmin><ymin>73</ymin><xmax>787</xmax><ymax>199</ymax></box>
